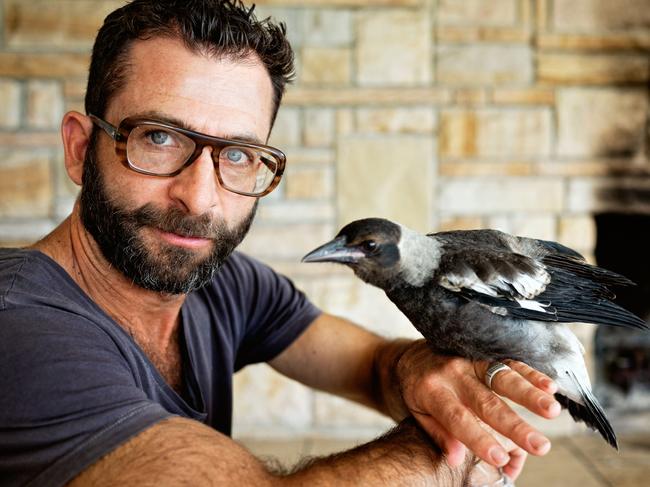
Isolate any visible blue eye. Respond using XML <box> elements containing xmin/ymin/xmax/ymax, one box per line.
<box><xmin>149</xmin><ymin>131</ymin><xmax>169</xmax><ymax>145</ymax></box>
<box><xmin>227</xmin><ymin>149</ymin><xmax>243</xmax><ymax>162</ymax></box>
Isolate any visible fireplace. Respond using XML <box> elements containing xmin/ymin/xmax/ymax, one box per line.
<box><xmin>594</xmin><ymin>212</ymin><xmax>650</xmax><ymax>410</ymax></box>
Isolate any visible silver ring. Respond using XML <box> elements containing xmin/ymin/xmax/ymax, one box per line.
<box><xmin>485</xmin><ymin>362</ymin><xmax>511</xmax><ymax>390</ymax></box>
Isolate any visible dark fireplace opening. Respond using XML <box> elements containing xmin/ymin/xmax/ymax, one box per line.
<box><xmin>594</xmin><ymin>212</ymin><xmax>650</xmax><ymax>409</ymax></box>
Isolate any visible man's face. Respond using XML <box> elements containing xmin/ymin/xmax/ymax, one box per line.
<box><xmin>80</xmin><ymin>37</ymin><xmax>275</xmax><ymax>294</ymax></box>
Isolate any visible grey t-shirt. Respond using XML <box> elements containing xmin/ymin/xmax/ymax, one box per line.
<box><xmin>0</xmin><ymin>248</ymin><xmax>320</xmax><ymax>486</ymax></box>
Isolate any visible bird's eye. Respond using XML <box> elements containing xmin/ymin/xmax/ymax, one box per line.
<box><xmin>360</xmin><ymin>240</ymin><xmax>378</xmax><ymax>253</ymax></box>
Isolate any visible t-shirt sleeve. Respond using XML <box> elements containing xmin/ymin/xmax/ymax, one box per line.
<box><xmin>229</xmin><ymin>254</ymin><xmax>321</xmax><ymax>370</ymax></box>
<box><xmin>0</xmin><ymin>307</ymin><xmax>173</xmax><ymax>487</ymax></box>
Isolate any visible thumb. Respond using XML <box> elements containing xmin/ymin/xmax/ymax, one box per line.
<box><xmin>414</xmin><ymin>412</ymin><xmax>468</xmax><ymax>467</ymax></box>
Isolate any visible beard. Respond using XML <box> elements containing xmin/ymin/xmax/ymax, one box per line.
<box><xmin>79</xmin><ymin>140</ymin><xmax>257</xmax><ymax>295</ymax></box>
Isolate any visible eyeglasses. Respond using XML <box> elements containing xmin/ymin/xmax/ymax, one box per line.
<box><xmin>89</xmin><ymin>114</ymin><xmax>286</xmax><ymax>197</ymax></box>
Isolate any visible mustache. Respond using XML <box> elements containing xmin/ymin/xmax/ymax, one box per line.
<box><xmin>132</xmin><ymin>204</ymin><xmax>225</xmax><ymax>239</ymax></box>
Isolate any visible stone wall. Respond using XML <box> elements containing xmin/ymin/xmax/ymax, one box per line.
<box><xmin>0</xmin><ymin>0</ymin><xmax>648</xmax><ymax>440</ymax></box>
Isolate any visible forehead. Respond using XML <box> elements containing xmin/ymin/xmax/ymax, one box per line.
<box><xmin>107</xmin><ymin>36</ymin><xmax>274</xmax><ymax>139</ymax></box>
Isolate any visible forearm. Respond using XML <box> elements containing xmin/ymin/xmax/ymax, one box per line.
<box><xmin>70</xmin><ymin>417</ymin><xmax>473</xmax><ymax>487</ymax></box>
<box><xmin>282</xmin><ymin>418</ymin><xmax>474</xmax><ymax>487</ymax></box>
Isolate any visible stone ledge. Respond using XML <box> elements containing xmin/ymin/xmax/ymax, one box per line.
<box><xmin>538</xmin><ymin>53</ymin><xmax>650</xmax><ymax>85</ymax></box>
<box><xmin>538</xmin><ymin>33</ymin><xmax>650</xmax><ymax>52</ymax></box>
<box><xmin>284</xmin><ymin>87</ymin><xmax>452</xmax><ymax>106</ymax></box>
<box><xmin>436</xmin><ymin>26</ymin><xmax>531</xmax><ymax>44</ymax></box>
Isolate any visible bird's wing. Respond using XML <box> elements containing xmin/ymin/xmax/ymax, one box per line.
<box><xmin>436</xmin><ymin>245</ymin><xmax>555</xmax><ymax>316</ymax></box>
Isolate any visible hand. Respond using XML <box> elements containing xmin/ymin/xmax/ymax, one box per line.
<box><xmin>395</xmin><ymin>340</ymin><xmax>561</xmax><ymax>472</ymax></box>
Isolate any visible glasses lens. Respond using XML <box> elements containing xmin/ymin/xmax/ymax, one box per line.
<box><xmin>127</xmin><ymin>124</ymin><xmax>195</xmax><ymax>174</ymax></box>
<box><xmin>217</xmin><ymin>146</ymin><xmax>278</xmax><ymax>195</ymax></box>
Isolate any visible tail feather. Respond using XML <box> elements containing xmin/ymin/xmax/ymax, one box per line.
<box><xmin>555</xmin><ymin>370</ymin><xmax>618</xmax><ymax>450</ymax></box>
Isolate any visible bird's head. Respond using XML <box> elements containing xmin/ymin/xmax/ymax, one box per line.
<box><xmin>302</xmin><ymin>218</ymin><xmax>403</xmax><ymax>288</ymax></box>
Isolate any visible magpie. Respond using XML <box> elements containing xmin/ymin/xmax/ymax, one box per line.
<box><xmin>302</xmin><ymin>217</ymin><xmax>649</xmax><ymax>449</ymax></box>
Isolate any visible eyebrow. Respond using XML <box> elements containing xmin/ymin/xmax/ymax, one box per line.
<box><xmin>133</xmin><ymin>110</ymin><xmax>267</xmax><ymax>146</ymax></box>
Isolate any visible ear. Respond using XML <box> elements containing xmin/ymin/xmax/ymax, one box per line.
<box><xmin>61</xmin><ymin>111</ymin><xmax>94</xmax><ymax>186</ymax></box>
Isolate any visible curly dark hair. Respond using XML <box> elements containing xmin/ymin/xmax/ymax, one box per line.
<box><xmin>85</xmin><ymin>0</ymin><xmax>295</xmax><ymax>129</ymax></box>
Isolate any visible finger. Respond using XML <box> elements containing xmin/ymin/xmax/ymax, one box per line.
<box><xmin>488</xmin><ymin>364</ymin><xmax>561</xmax><ymax>419</ymax></box>
<box><xmin>426</xmin><ymin>389</ymin><xmax>512</xmax><ymax>467</ymax></box>
<box><xmin>507</xmin><ymin>360</ymin><xmax>558</xmax><ymax>395</ymax></box>
<box><xmin>466</xmin><ymin>384</ymin><xmax>552</xmax><ymax>457</ymax></box>
<box><xmin>414</xmin><ymin>412</ymin><xmax>468</xmax><ymax>467</ymax></box>
<box><xmin>501</xmin><ymin>447</ymin><xmax>528</xmax><ymax>481</ymax></box>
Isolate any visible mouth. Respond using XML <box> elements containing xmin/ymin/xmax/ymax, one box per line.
<box><xmin>154</xmin><ymin>228</ymin><xmax>213</xmax><ymax>249</ymax></box>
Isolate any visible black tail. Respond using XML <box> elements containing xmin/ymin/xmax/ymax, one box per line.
<box><xmin>555</xmin><ymin>370</ymin><xmax>618</xmax><ymax>450</ymax></box>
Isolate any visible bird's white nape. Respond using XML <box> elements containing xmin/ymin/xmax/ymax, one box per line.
<box><xmin>396</xmin><ymin>225</ymin><xmax>442</xmax><ymax>287</ymax></box>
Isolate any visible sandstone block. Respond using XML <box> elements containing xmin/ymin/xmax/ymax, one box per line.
<box><xmin>63</xmin><ymin>79</ymin><xmax>87</xmax><ymax>99</ymax></box>
<box><xmin>300</xmin><ymin>47</ymin><xmax>351</xmax><ymax>85</ymax></box>
<box><xmin>54</xmin><ymin>151</ymin><xmax>79</xmax><ymax>200</ymax></box>
<box><xmin>537</xmin><ymin>33</ymin><xmax>650</xmax><ymax>51</ymax></box>
<box><xmin>26</xmin><ymin>80</ymin><xmax>64</xmax><ymax>129</ymax></box>
<box><xmin>437</xmin><ymin>45</ymin><xmax>533</xmax><ymax>85</ymax></box>
<box><xmin>336</xmin><ymin>109</ymin><xmax>354</xmax><ymax>136</ymax></box>
<box><xmin>253</xmin><ymin>6</ymin><xmax>304</xmax><ymax>47</ymax></box>
<box><xmin>0</xmin><ymin>53</ymin><xmax>90</xmax><ymax>78</ymax></box>
<box><xmin>0</xmin><ymin>132</ymin><xmax>66</xmax><ymax>148</ymax></box>
<box><xmin>302</xmin><ymin>9</ymin><xmax>352</xmax><ymax>46</ymax></box>
<box><xmin>454</xmin><ymin>89</ymin><xmax>488</xmax><ymax>105</ymax></box>
<box><xmin>238</xmin><ymin>222</ymin><xmax>335</xmax><ymax>261</ymax></box>
<box><xmin>257</xmin><ymin>201</ymin><xmax>335</xmax><ymax>223</ymax></box>
<box><xmin>0</xmin><ymin>80</ymin><xmax>22</xmax><ymax>129</ymax></box>
<box><xmin>558</xmin><ymin>215</ymin><xmax>596</xmax><ymax>252</ymax></box>
<box><xmin>301</xmin><ymin>275</ymin><xmax>418</xmax><ymax>338</ymax></box>
<box><xmin>0</xmin><ymin>151</ymin><xmax>52</xmax><ymax>218</ymax></box>
<box><xmin>233</xmin><ymin>364</ymin><xmax>312</xmax><ymax>431</ymax></box>
<box><xmin>0</xmin><ymin>220</ymin><xmax>55</xmax><ymax>246</ymax></box>
<box><xmin>437</xmin><ymin>0</ymin><xmax>517</xmax><ymax>26</ymax></box>
<box><xmin>4</xmin><ymin>0</ymin><xmax>120</xmax><ymax>49</ymax></box>
<box><xmin>556</xmin><ymin>89</ymin><xmax>648</xmax><ymax>157</ymax></box>
<box><xmin>337</xmin><ymin>135</ymin><xmax>434</xmax><ymax>231</ymax></box>
<box><xmin>567</xmin><ymin>177</ymin><xmax>650</xmax><ymax>214</ymax></box>
<box><xmin>440</xmin><ymin>109</ymin><xmax>552</xmax><ymax>158</ymax></box>
<box><xmin>438</xmin><ymin>216</ymin><xmax>484</xmax><ymax>231</ymax></box>
<box><xmin>315</xmin><ymin>392</ymin><xmax>393</xmax><ymax>428</ymax></box>
<box><xmin>552</xmin><ymin>0</ymin><xmax>650</xmax><ymax>31</ymax></box>
<box><xmin>303</xmin><ymin>108</ymin><xmax>335</xmax><ymax>147</ymax></box>
<box><xmin>437</xmin><ymin>178</ymin><xmax>564</xmax><ymax>214</ymax></box>
<box><xmin>439</xmin><ymin>161</ymin><xmax>532</xmax><ymax>177</ymax></box>
<box><xmin>491</xmin><ymin>88</ymin><xmax>555</xmax><ymax>105</ymax></box>
<box><xmin>283</xmin><ymin>147</ymin><xmax>333</xmax><ymax>166</ymax></box>
<box><xmin>538</xmin><ymin>53</ymin><xmax>649</xmax><ymax>85</ymax></box>
<box><xmin>268</xmin><ymin>107</ymin><xmax>301</xmax><ymax>148</ymax></box>
<box><xmin>285</xmin><ymin>167</ymin><xmax>333</xmax><ymax>200</ymax></box>
<box><xmin>356</xmin><ymin>10</ymin><xmax>432</xmax><ymax>86</ymax></box>
<box><xmin>355</xmin><ymin>107</ymin><xmax>436</xmax><ymax>134</ymax></box>
<box><xmin>436</xmin><ymin>26</ymin><xmax>531</xmax><ymax>43</ymax></box>
<box><xmin>486</xmin><ymin>214</ymin><xmax>557</xmax><ymax>240</ymax></box>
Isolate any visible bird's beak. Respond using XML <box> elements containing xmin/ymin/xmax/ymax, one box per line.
<box><xmin>302</xmin><ymin>236</ymin><xmax>364</xmax><ymax>264</ymax></box>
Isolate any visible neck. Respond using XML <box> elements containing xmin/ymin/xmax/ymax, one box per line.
<box><xmin>32</xmin><ymin>204</ymin><xmax>184</xmax><ymax>352</ymax></box>
<box><xmin>397</xmin><ymin>226</ymin><xmax>442</xmax><ymax>287</ymax></box>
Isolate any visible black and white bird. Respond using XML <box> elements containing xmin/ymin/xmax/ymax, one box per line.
<box><xmin>302</xmin><ymin>217</ymin><xmax>649</xmax><ymax>449</ymax></box>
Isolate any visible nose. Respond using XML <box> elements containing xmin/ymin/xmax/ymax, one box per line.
<box><xmin>167</xmin><ymin>146</ymin><xmax>223</xmax><ymax>216</ymax></box>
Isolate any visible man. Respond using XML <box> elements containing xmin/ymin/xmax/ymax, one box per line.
<box><xmin>0</xmin><ymin>1</ymin><xmax>561</xmax><ymax>485</ymax></box>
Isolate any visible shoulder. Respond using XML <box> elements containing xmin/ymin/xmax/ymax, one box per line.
<box><xmin>0</xmin><ymin>248</ymin><xmax>82</xmax><ymax>311</ymax></box>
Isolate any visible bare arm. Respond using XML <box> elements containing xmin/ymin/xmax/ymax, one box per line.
<box><xmin>67</xmin><ymin>416</ymin><xmax>473</xmax><ymax>486</ymax></box>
